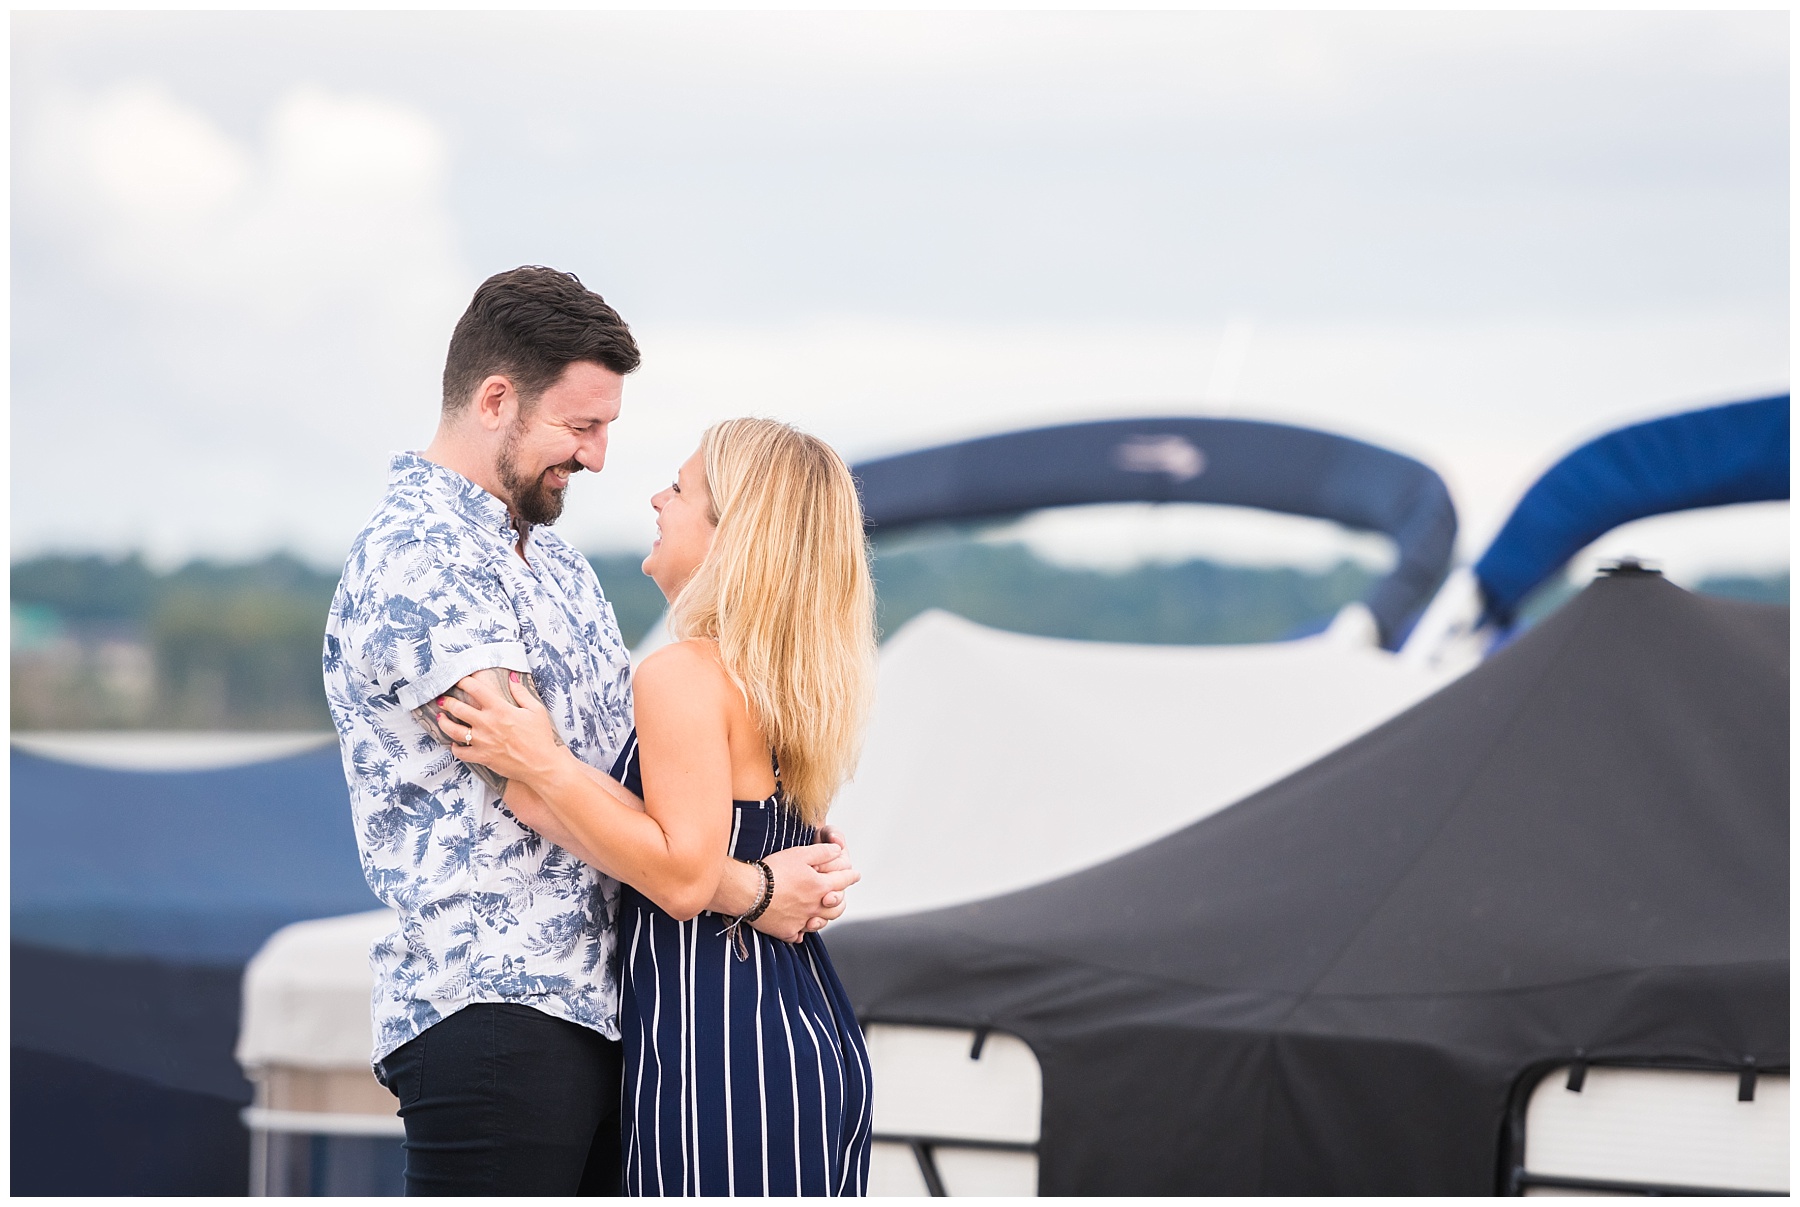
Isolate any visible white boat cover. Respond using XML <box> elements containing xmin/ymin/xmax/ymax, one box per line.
<box><xmin>236</xmin><ymin>910</ymin><xmax>397</xmax><ymax>1071</ymax></box>
<box><xmin>11</xmin><ymin>730</ymin><xmax>334</xmax><ymax>771</ymax></box>
<box><xmin>831</xmin><ymin>609</ymin><xmax>1456</xmax><ymax>920</ymax></box>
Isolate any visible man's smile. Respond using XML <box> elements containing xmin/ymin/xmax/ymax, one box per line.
<box><xmin>542</xmin><ymin>462</ymin><xmax>582</xmax><ymax>491</ymax></box>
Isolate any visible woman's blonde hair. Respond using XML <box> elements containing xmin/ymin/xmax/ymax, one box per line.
<box><xmin>666</xmin><ymin>418</ymin><xmax>878</xmax><ymax>826</ymax></box>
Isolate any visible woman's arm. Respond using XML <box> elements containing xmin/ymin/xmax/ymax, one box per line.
<box><xmin>442</xmin><ymin>646</ymin><xmax>736</xmax><ymax>921</ymax></box>
<box><xmin>505</xmin><ymin>766</ymin><xmax>858</xmax><ymax>939</ymax></box>
<box><xmin>442</xmin><ymin>657</ymin><xmax>861</xmax><ymax>930</ymax></box>
<box><xmin>500</xmin><ymin>773</ymin><xmax>635</xmax><ymax>869</ymax></box>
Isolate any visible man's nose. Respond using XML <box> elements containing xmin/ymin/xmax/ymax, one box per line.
<box><xmin>575</xmin><ymin>428</ymin><xmax>608</xmax><ymax>472</ymax></box>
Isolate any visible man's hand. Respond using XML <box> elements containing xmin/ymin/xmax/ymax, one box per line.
<box><xmin>817</xmin><ymin>825</ymin><xmax>850</xmax><ymax>857</ymax></box>
<box><xmin>753</xmin><ymin>841</ymin><xmax>860</xmax><ymax>943</ymax></box>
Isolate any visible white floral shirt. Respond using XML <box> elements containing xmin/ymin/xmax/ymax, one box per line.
<box><xmin>324</xmin><ymin>452</ymin><xmax>634</xmax><ymax>1064</ymax></box>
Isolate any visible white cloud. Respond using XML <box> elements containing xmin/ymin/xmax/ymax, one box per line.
<box><xmin>29</xmin><ymin>81</ymin><xmax>458</xmax><ymax>300</ymax></box>
<box><xmin>15</xmin><ymin>81</ymin><xmax>471</xmax><ymax>565</ymax></box>
<box><xmin>77</xmin><ymin>81</ymin><xmax>251</xmax><ymax>224</ymax></box>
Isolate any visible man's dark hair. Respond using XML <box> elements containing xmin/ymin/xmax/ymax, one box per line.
<box><xmin>442</xmin><ymin>266</ymin><xmax>640</xmax><ymax>414</ymax></box>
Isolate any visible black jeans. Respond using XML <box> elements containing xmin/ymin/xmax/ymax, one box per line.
<box><xmin>377</xmin><ymin>1003</ymin><xmax>623</xmax><ymax>1196</ymax></box>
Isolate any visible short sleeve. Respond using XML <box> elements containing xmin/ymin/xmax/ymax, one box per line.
<box><xmin>354</xmin><ymin>540</ymin><xmax>531</xmax><ymax>712</ymax></box>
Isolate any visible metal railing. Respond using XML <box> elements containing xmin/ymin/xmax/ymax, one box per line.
<box><xmin>1511</xmin><ymin>1170</ymin><xmax>1782</xmax><ymax>1197</ymax></box>
<box><xmin>871</xmin><ymin>1132</ymin><xmax>1038</xmax><ymax>1197</ymax></box>
<box><xmin>1498</xmin><ymin>1058</ymin><xmax>1788</xmax><ymax>1198</ymax></box>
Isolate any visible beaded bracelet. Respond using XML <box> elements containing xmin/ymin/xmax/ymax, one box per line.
<box><xmin>741</xmin><ymin>859</ymin><xmax>775</xmax><ymax>923</ymax></box>
<box><xmin>721</xmin><ymin>859</ymin><xmax>776</xmax><ymax>961</ymax></box>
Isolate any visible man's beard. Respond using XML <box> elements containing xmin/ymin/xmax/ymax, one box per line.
<box><xmin>497</xmin><ymin>425</ymin><xmax>581</xmax><ymax>529</ymax></box>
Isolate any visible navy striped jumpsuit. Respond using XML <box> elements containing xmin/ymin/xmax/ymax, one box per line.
<box><xmin>610</xmin><ymin>731</ymin><xmax>873</xmax><ymax>1196</ymax></box>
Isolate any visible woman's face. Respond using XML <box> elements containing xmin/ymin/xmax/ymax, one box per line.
<box><xmin>642</xmin><ymin>446</ymin><xmax>716</xmax><ymax>600</ymax></box>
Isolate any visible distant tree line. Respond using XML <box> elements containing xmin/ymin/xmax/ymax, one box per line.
<box><xmin>9</xmin><ymin>553</ymin><xmax>666</xmax><ymax>732</ymax></box>
<box><xmin>871</xmin><ymin>541</ymin><xmax>1378</xmax><ymax>645</ymax></box>
<box><xmin>10</xmin><ymin>547</ymin><xmax>1787</xmax><ymax>732</ymax></box>
<box><xmin>13</xmin><ymin>554</ymin><xmax>342</xmax><ymax>731</ymax></box>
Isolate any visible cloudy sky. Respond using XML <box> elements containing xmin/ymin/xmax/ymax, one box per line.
<box><xmin>12</xmin><ymin>11</ymin><xmax>1788</xmax><ymax>580</ymax></box>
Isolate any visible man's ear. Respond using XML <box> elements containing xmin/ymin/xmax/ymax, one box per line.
<box><xmin>472</xmin><ymin>375</ymin><xmax>516</xmax><ymax>431</ymax></box>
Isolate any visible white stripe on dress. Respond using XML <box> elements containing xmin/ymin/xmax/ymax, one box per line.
<box><xmin>753</xmin><ymin>931</ymin><xmax>770</xmax><ymax>1195</ymax></box>
<box><xmin>626</xmin><ymin>909</ymin><xmax>648</xmax><ymax>1192</ymax></box>
<box><xmin>722</xmin><ymin>930</ymin><xmax>736</xmax><ymax>1197</ymax></box>
<box><xmin>647</xmin><ymin>912</ymin><xmax>666</xmax><ymax>1196</ymax></box>
<box><xmin>778</xmin><ymin>981</ymin><xmax>803</xmax><ymax>1191</ymax></box>
<box><xmin>685</xmin><ymin>915</ymin><xmax>700</xmax><ymax>1195</ymax></box>
<box><xmin>793</xmin><ymin>993</ymin><xmax>833</xmax><ymax>1189</ymax></box>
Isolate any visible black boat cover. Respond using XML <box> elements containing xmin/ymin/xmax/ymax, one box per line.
<box><xmin>828</xmin><ymin>568</ymin><xmax>1789</xmax><ymax>1194</ymax></box>
<box><xmin>852</xmin><ymin>416</ymin><xmax>1458</xmax><ymax>650</ymax></box>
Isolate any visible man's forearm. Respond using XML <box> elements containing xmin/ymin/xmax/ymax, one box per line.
<box><xmin>707</xmin><ymin>858</ymin><xmax>762</xmax><ymax>916</ymax></box>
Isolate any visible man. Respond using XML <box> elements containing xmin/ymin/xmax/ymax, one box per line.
<box><xmin>324</xmin><ymin>266</ymin><xmax>858</xmax><ymax>1195</ymax></box>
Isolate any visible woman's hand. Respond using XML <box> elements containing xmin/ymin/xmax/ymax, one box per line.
<box><xmin>436</xmin><ymin>671</ymin><xmax>566</xmax><ymax>787</ymax></box>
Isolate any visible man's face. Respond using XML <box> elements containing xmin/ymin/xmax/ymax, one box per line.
<box><xmin>495</xmin><ymin>360</ymin><xmax>623</xmax><ymax>528</ymax></box>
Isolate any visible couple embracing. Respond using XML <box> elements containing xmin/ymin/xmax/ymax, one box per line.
<box><xmin>325</xmin><ymin>267</ymin><xmax>875</xmax><ymax>1196</ymax></box>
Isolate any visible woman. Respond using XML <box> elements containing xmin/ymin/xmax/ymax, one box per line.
<box><xmin>436</xmin><ymin>418</ymin><xmax>877</xmax><ymax>1196</ymax></box>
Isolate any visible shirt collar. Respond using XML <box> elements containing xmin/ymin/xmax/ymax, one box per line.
<box><xmin>389</xmin><ymin>452</ymin><xmax>522</xmax><ymax>545</ymax></box>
